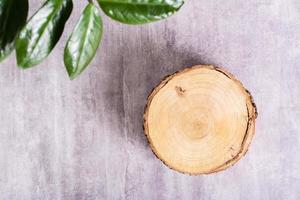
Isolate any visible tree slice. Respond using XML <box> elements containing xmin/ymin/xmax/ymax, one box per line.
<box><xmin>144</xmin><ymin>65</ymin><xmax>257</xmax><ymax>175</ymax></box>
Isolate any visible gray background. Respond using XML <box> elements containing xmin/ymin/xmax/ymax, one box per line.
<box><xmin>0</xmin><ymin>0</ymin><xmax>299</xmax><ymax>199</ymax></box>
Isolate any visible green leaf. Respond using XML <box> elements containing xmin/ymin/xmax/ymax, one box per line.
<box><xmin>64</xmin><ymin>4</ymin><xmax>103</xmax><ymax>80</ymax></box>
<box><xmin>97</xmin><ymin>0</ymin><xmax>184</xmax><ymax>24</ymax></box>
<box><xmin>16</xmin><ymin>0</ymin><xmax>73</xmax><ymax>68</ymax></box>
<box><xmin>0</xmin><ymin>0</ymin><xmax>28</xmax><ymax>61</ymax></box>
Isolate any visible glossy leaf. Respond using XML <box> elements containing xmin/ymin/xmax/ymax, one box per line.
<box><xmin>64</xmin><ymin>4</ymin><xmax>102</xmax><ymax>80</ymax></box>
<box><xmin>0</xmin><ymin>0</ymin><xmax>28</xmax><ymax>61</ymax></box>
<box><xmin>97</xmin><ymin>0</ymin><xmax>184</xmax><ymax>24</ymax></box>
<box><xmin>16</xmin><ymin>0</ymin><xmax>73</xmax><ymax>68</ymax></box>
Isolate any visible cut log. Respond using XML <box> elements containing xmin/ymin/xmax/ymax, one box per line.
<box><xmin>144</xmin><ymin>65</ymin><xmax>257</xmax><ymax>175</ymax></box>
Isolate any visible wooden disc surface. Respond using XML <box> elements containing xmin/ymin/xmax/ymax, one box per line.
<box><xmin>144</xmin><ymin>65</ymin><xmax>257</xmax><ymax>174</ymax></box>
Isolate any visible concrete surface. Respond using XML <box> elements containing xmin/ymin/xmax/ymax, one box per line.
<box><xmin>1</xmin><ymin>0</ymin><xmax>300</xmax><ymax>199</ymax></box>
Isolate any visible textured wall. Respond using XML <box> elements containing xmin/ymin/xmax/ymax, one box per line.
<box><xmin>0</xmin><ymin>0</ymin><xmax>300</xmax><ymax>199</ymax></box>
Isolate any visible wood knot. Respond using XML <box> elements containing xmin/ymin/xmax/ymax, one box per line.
<box><xmin>175</xmin><ymin>86</ymin><xmax>186</xmax><ymax>96</ymax></box>
<box><xmin>229</xmin><ymin>146</ymin><xmax>236</xmax><ymax>158</ymax></box>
